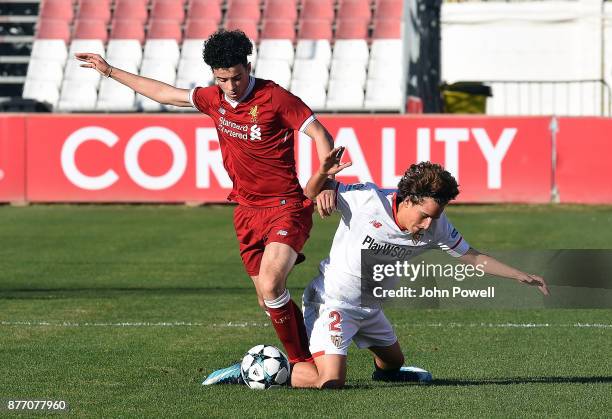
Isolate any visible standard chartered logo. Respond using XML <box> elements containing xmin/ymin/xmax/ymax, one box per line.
<box><xmin>250</xmin><ymin>124</ymin><xmax>261</xmax><ymax>141</ymax></box>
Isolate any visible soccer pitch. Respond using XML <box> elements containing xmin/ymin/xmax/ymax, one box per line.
<box><xmin>1</xmin><ymin>205</ymin><xmax>610</xmax><ymax>417</ymax></box>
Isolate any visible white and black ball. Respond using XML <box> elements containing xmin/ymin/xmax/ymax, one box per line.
<box><xmin>240</xmin><ymin>344</ymin><xmax>290</xmax><ymax>390</ymax></box>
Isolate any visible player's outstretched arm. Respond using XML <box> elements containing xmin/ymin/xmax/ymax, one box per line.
<box><xmin>303</xmin><ymin>146</ymin><xmax>351</xmax><ymax>201</ymax></box>
<box><xmin>459</xmin><ymin>248</ymin><xmax>550</xmax><ymax>295</ymax></box>
<box><xmin>75</xmin><ymin>53</ymin><xmax>192</xmax><ymax>107</ymax></box>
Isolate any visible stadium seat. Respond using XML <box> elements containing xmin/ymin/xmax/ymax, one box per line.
<box><xmin>326</xmin><ymin>80</ymin><xmax>364</xmax><ymax>110</ymax></box>
<box><xmin>113</xmin><ymin>0</ymin><xmax>149</xmax><ymax>24</ymax></box>
<box><xmin>151</xmin><ymin>1</ymin><xmax>186</xmax><ymax>23</ymax></box>
<box><xmin>69</xmin><ymin>39</ymin><xmax>106</xmax><ymax>61</ymax></box>
<box><xmin>25</xmin><ymin>59</ymin><xmax>64</xmax><ymax>88</ymax></box>
<box><xmin>330</xmin><ymin>59</ymin><xmax>366</xmax><ymax>89</ymax></box>
<box><xmin>107</xmin><ymin>40</ymin><xmax>143</xmax><ymax>69</ymax></box>
<box><xmin>375</xmin><ymin>0</ymin><xmax>404</xmax><ymax>20</ymax></box>
<box><xmin>63</xmin><ymin>58</ymin><xmax>101</xmax><ymax>87</ymax></box>
<box><xmin>148</xmin><ymin>20</ymin><xmax>182</xmax><ymax>43</ymax></box>
<box><xmin>332</xmin><ymin>40</ymin><xmax>369</xmax><ymax>68</ymax></box>
<box><xmin>292</xmin><ymin>59</ymin><xmax>328</xmax><ymax>86</ymax></box>
<box><xmin>337</xmin><ymin>0</ymin><xmax>371</xmax><ymax>22</ymax></box>
<box><xmin>225</xmin><ymin>19</ymin><xmax>259</xmax><ymax>42</ymax></box>
<box><xmin>177</xmin><ymin>59</ymin><xmax>214</xmax><ymax>88</ymax></box>
<box><xmin>226</xmin><ymin>1</ymin><xmax>261</xmax><ymax>22</ymax></box>
<box><xmin>58</xmin><ymin>80</ymin><xmax>98</xmax><ymax>111</ymax></box>
<box><xmin>335</xmin><ymin>19</ymin><xmax>369</xmax><ymax>40</ymax></box>
<box><xmin>372</xmin><ymin>19</ymin><xmax>402</xmax><ymax>39</ymax></box>
<box><xmin>187</xmin><ymin>2</ymin><xmax>222</xmax><ymax>24</ymax></box>
<box><xmin>36</xmin><ymin>19</ymin><xmax>71</xmax><ymax>43</ymax></box>
<box><xmin>261</xmin><ymin>20</ymin><xmax>296</xmax><ymax>41</ymax></box>
<box><xmin>258</xmin><ymin>40</ymin><xmax>295</xmax><ymax>67</ymax></box>
<box><xmin>370</xmin><ymin>39</ymin><xmax>402</xmax><ymax>60</ymax></box>
<box><xmin>76</xmin><ymin>2</ymin><xmax>111</xmax><ymax>24</ymax></box>
<box><xmin>40</xmin><ymin>0</ymin><xmax>74</xmax><ymax>22</ymax></box>
<box><xmin>254</xmin><ymin>59</ymin><xmax>291</xmax><ymax>89</ymax></box>
<box><xmin>138</xmin><ymin>59</ymin><xmax>177</xmax><ymax>110</ymax></box>
<box><xmin>295</xmin><ymin>39</ymin><xmax>332</xmax><ymax>67</ymax></box>
<box><xmin>72</xmin><ymin>20</ymin><xmax>109</xmax><ymax>43</ymax></box>
<box><xmin>181</xmin><ymin>39</ymin><xmax>205</xmax><ymax>60</ymax></box>
<box><xmin>110</xmin><ymin>20</ymin><xmax>146</xmax><ymax>45</ymax></box>
<box><xmin>364</xmin><ymin>79</ymin><xmax>403</xmax><ymax>111</ymax></box>
<box><xmin>96</xmin><ymin>75</ymin><xmax>137</xmax><ymax>111</ymax></box>
<box><xmin>184</xmin><ymin>19</ymin><xmax>219</xmax><ymax>40</ymax></box>
<box><xmin>22</xmin><ymin>80</ymin><xmax>60</xmax><ymax>108</ymax></box>
<box><xmin>301</xmin><ymin>0</ymin><xmax>335</xmax><ymax>23</ymax></box>
<box><xmin>31</xmin><ymin>40</ymin><xmax>68</xmax><ymax>65</ymax></box>
<box><xmin>298</xmin><ymin>19</ymin><xmax>332</xmax><ymax>41</ymax></box>
<box><xmin>290</xmin><ymin>80</ymin><xmax>326</xmax><ymax>111</ymax></box>
<box><xmin>367</xmin><ymin>58</ymin><xmax>403</xmax><ymax>85</ymax></box>
<box><xmin>145</xmin><ymin>21</ymin><xmax>182</xmax><ymax>67</ymax></box>
<box><xmin>263</xmin><ymin>0</ymin><xmax>298</xmax><ymax>22</ymax></box>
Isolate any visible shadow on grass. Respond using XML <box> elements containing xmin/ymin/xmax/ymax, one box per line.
<box><xmin>349</xmin><ymin>376</ymin><xmax>612</xmax><ymax>389</ymax></box>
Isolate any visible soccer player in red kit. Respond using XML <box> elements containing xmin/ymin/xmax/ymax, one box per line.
<box><xmin>76</xmin><ymin>30</ymin><xmax>342</xmax><ymax>380</ymax></box>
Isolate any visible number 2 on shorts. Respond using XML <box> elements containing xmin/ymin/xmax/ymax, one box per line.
<box><xmin>328</xmin><ymin>310</ymin><xmax>342</xmax><ymax>332</ymax></box>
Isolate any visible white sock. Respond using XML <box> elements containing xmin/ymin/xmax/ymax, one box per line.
<box><xmin>264</xmin><ymin>289</ymin><xmax>291</xmax><ymax>309</ymax></box>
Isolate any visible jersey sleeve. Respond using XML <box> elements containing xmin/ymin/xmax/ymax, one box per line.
<box><xmin>272</xmin><ymin>85</ymin><xmax>315</xmax><ymax>132</ymax></box>
<box><xmin>433</xmin><ymin>213</ymin><xmax>470</xmax><ymax>257</ymax></box>
<box><xmin>335</xmin><ymin>182</ymin><xmax>379</xmax><ymax>219</ymax></box>
<box><xmin>189</xmin><ymin>86</ymin><xmax>212</xmax><ymax>115</ymax></box>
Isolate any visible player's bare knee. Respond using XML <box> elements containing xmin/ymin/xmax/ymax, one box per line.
<box><xmin>259</xmin><ymin>276</ymin><xmax>287</xmax><ymax>300</ymax></box>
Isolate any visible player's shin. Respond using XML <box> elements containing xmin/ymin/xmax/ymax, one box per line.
<box><xmin>264</xmin><ymin>289</ymin><xmax>313</xmax><ymax>364</ymax></box>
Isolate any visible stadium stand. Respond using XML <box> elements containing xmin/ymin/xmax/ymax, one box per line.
<box><xmin>18</xmin><ymin>0</ymin><xmax>407</xmax><ymax>113</ymax></box>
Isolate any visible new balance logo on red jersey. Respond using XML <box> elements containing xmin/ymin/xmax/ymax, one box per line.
<box><xmin>250</xmin><ymin>125</ymin><xmax>261</xmax><ymax>141</ymax></box>
<box><xmin>370</xmin><ymin>220</ymin><xmax>382</xmax><ymax>228</ymax></box>
<box><xmin>277</xmin><ymin>230</ymin><xmax>288</xmax><ymax>236</ymax></box>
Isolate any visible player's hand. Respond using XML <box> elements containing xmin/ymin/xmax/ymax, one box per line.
<box><xmin>315</xmin><ymin>189</ymin><xmax>336</xmax><ymax>218</ymax></box>
<box><xmin>517</xmin><ymin>273</ymin><xmax>550</xmax><ymax>296</ymax></box>
<box><xmin>319</xmin><ymin>146</ymin><xmax>352</xmax><ymax>176</ymax></box>
<box><xmin>75</xmin><ymin>53</ymin><xmax>112</xmax><ymax>77</ymax></box>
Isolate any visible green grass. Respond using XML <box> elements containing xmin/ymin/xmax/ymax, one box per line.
<box><xmin>0</xmin><ymin>205</ymin><xmax>611</xmax><ymax>417</ymax></box>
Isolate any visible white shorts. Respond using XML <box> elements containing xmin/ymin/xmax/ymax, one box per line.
<box><xmin>303</xmin><ymin>299</ymin><xmax>397</xmax><ymax>358</ymax></box>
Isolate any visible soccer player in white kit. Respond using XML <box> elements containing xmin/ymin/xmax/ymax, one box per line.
<box><xmin>289</xmin><ymin>149</ymin><xmax>549</xmax><ymax>389</ymax></box>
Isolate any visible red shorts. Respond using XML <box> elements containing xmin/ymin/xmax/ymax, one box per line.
<box><xmin>233</xmin><ymin>199</ymin><xmax>314</xmax><ymax>276</ymax></box>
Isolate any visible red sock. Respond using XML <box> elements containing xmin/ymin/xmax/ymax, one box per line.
<box><xmin>265</xmin><ymin>291</ymin><xmax>312</xmax><ymax>364</ymax></box>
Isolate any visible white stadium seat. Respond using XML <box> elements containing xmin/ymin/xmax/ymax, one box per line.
<box><xmin>69</xmin><ymin>40</ymin><xmax>106</xmax><ymax>58</ymax></box>
<box><xmin>58</xmin><ymin>80</ymin><xmax>97</xmax><ymax>111</ymax></box>
<box><xmin>367</xmin><ymin>58</ymin><xmax>404</xmax><ymax>85</ymax></box>
<box><xmin>332</xmin><ymin>40</ymin><xmax>369</xmax><ymax>68</ymax></box>
<box><xmin>292</xmin><ymin>59</ymin><xmax>329</xmax><ymax>87</ymax></box>
<box><xmin>258</xmin><ymin>40</ymin><xmax>294</xmax><ymax>67</ymax></box>
<box><xmin>143</xmin><ymin>40</ymin><xmax>180</xmax><ymax>68</ymax></box>
<box><xmin>290</xmin><ymin>80</ymin><xmax>326</xmax><ymax>111</ymax></box>
<box><xmin>364</xmin><ymin>80</ymin><xmax>403</xmax><ymax>111</ymax></box>
<box><xmin>177</xmin><ymin>59</ymin><xmax>214</xmax><ymax>87</ymax></box>
<box><xmin>254</xmin><ymin>59</ymin><xmax>291</xmax><ymax>89</ymax></box>
<box><xmin>63</xmin><ymin>58</ymin><xmax>101</xmax><ymax>87</ymax></box>
<box><xmin>330</xmin><ymin>59</ymin><xmax>366</xmax><ymax>89</ymax></box>
<box><xmin>31</xmin><ymin>40</ymin><xmax>68</xmax><ymax>66</ymax></box>
<box><xmin>26</xmin><ymin>59</ymin><xmax>64</xmax><ymax>88</ymax></box>
<box><xmin>22</xmin><ymin>80</ymin><xmax>60</xmax><ymax>108</ymax></box>
<box><xmin>96</xmin><ymin>78</ymin><xmax>136</xmax><ymax>111</ymax></box>
<box><xmin>138</xmin><ymin>59</ymin><xmax>177</xmax><ymax>111</ymax></box>
<box><xmin>106</xmin><ymin>39</ymin><xmax>143</xmax><ymax>69</ymax></box>
<box><xmin>295</xmin><ymin>40</ymin><xmax>332</xmax><ymax>67</ymax></box>
<box><xmin>370</xmin><ymin>39</ymin><xmax>403</xmax><ymax>61</ymax></box>
<box><xmin>326</xmin><ymin>80</ymin><xmax>364</xmax><ymax>111</ymax></box>
<box><xmin>181</xmin><ymin>39</ymin><xmax>205</xmax><ymax>60</ymax></box>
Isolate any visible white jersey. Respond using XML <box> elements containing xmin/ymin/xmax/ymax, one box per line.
<box><xmin>307</xmin><ymin>182</ymin><xmax>470</xmax><ymax>307</ymax></box>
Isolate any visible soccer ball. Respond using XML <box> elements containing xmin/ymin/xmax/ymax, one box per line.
<box><xmin>240</xmin><ymin>344</ymin><xmax>290</xmax><ymax>390</ymax></box>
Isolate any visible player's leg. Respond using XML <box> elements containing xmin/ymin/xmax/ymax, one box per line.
<box><xmin>369</xmin><ymin>342</ymin><xmax>432</xmax><ymax>383</ymax></box>
<box><xmin>256</xmin><ymin>241</ymin><xmax>312</xmax><ymax>363</ymax></box>
<box><xmin>290</xmin><ymin>354</ymin><xmax>347</xmax><ymax>389</ymax></box>
<box><xmin>355</xmin><ymin>309</ymin><xmax>432</xmax><ymax>383</ymax></box>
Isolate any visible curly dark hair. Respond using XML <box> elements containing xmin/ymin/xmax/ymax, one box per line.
<box><xmin>203</xmin><ymin>30</ymin><xmax>252</xmax><ymax>69</ymax></box>
<box><xmin>396</xmin><ymin>162</ymin><xmax>459</xmax><ymax>206</ymax></box>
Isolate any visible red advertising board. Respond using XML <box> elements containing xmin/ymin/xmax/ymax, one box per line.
<box><xmin>556</xmin><ymin>117</ymin><xmax>612</xmax><ymax>204</ymax></box>
<box><xmin>0</xmin><ymin>115</ymin><xmax>26</xmax><ymax>202</ymax></box>
<box><xmin>21</xmin><ymin>114</ymin><xmax>553</xmax><ymax>203</ymax></box>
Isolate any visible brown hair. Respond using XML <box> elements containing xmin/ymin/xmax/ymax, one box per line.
<box><xmin>396</xmin><ymin>162</ymin><xmax>459</xmax><ymax>206</ymax></box>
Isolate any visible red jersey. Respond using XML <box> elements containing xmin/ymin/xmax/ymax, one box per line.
<box><xmin>189</xmin><ymin>77</ymin><xmax>315</xmax><ymax>207</ymax></box>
